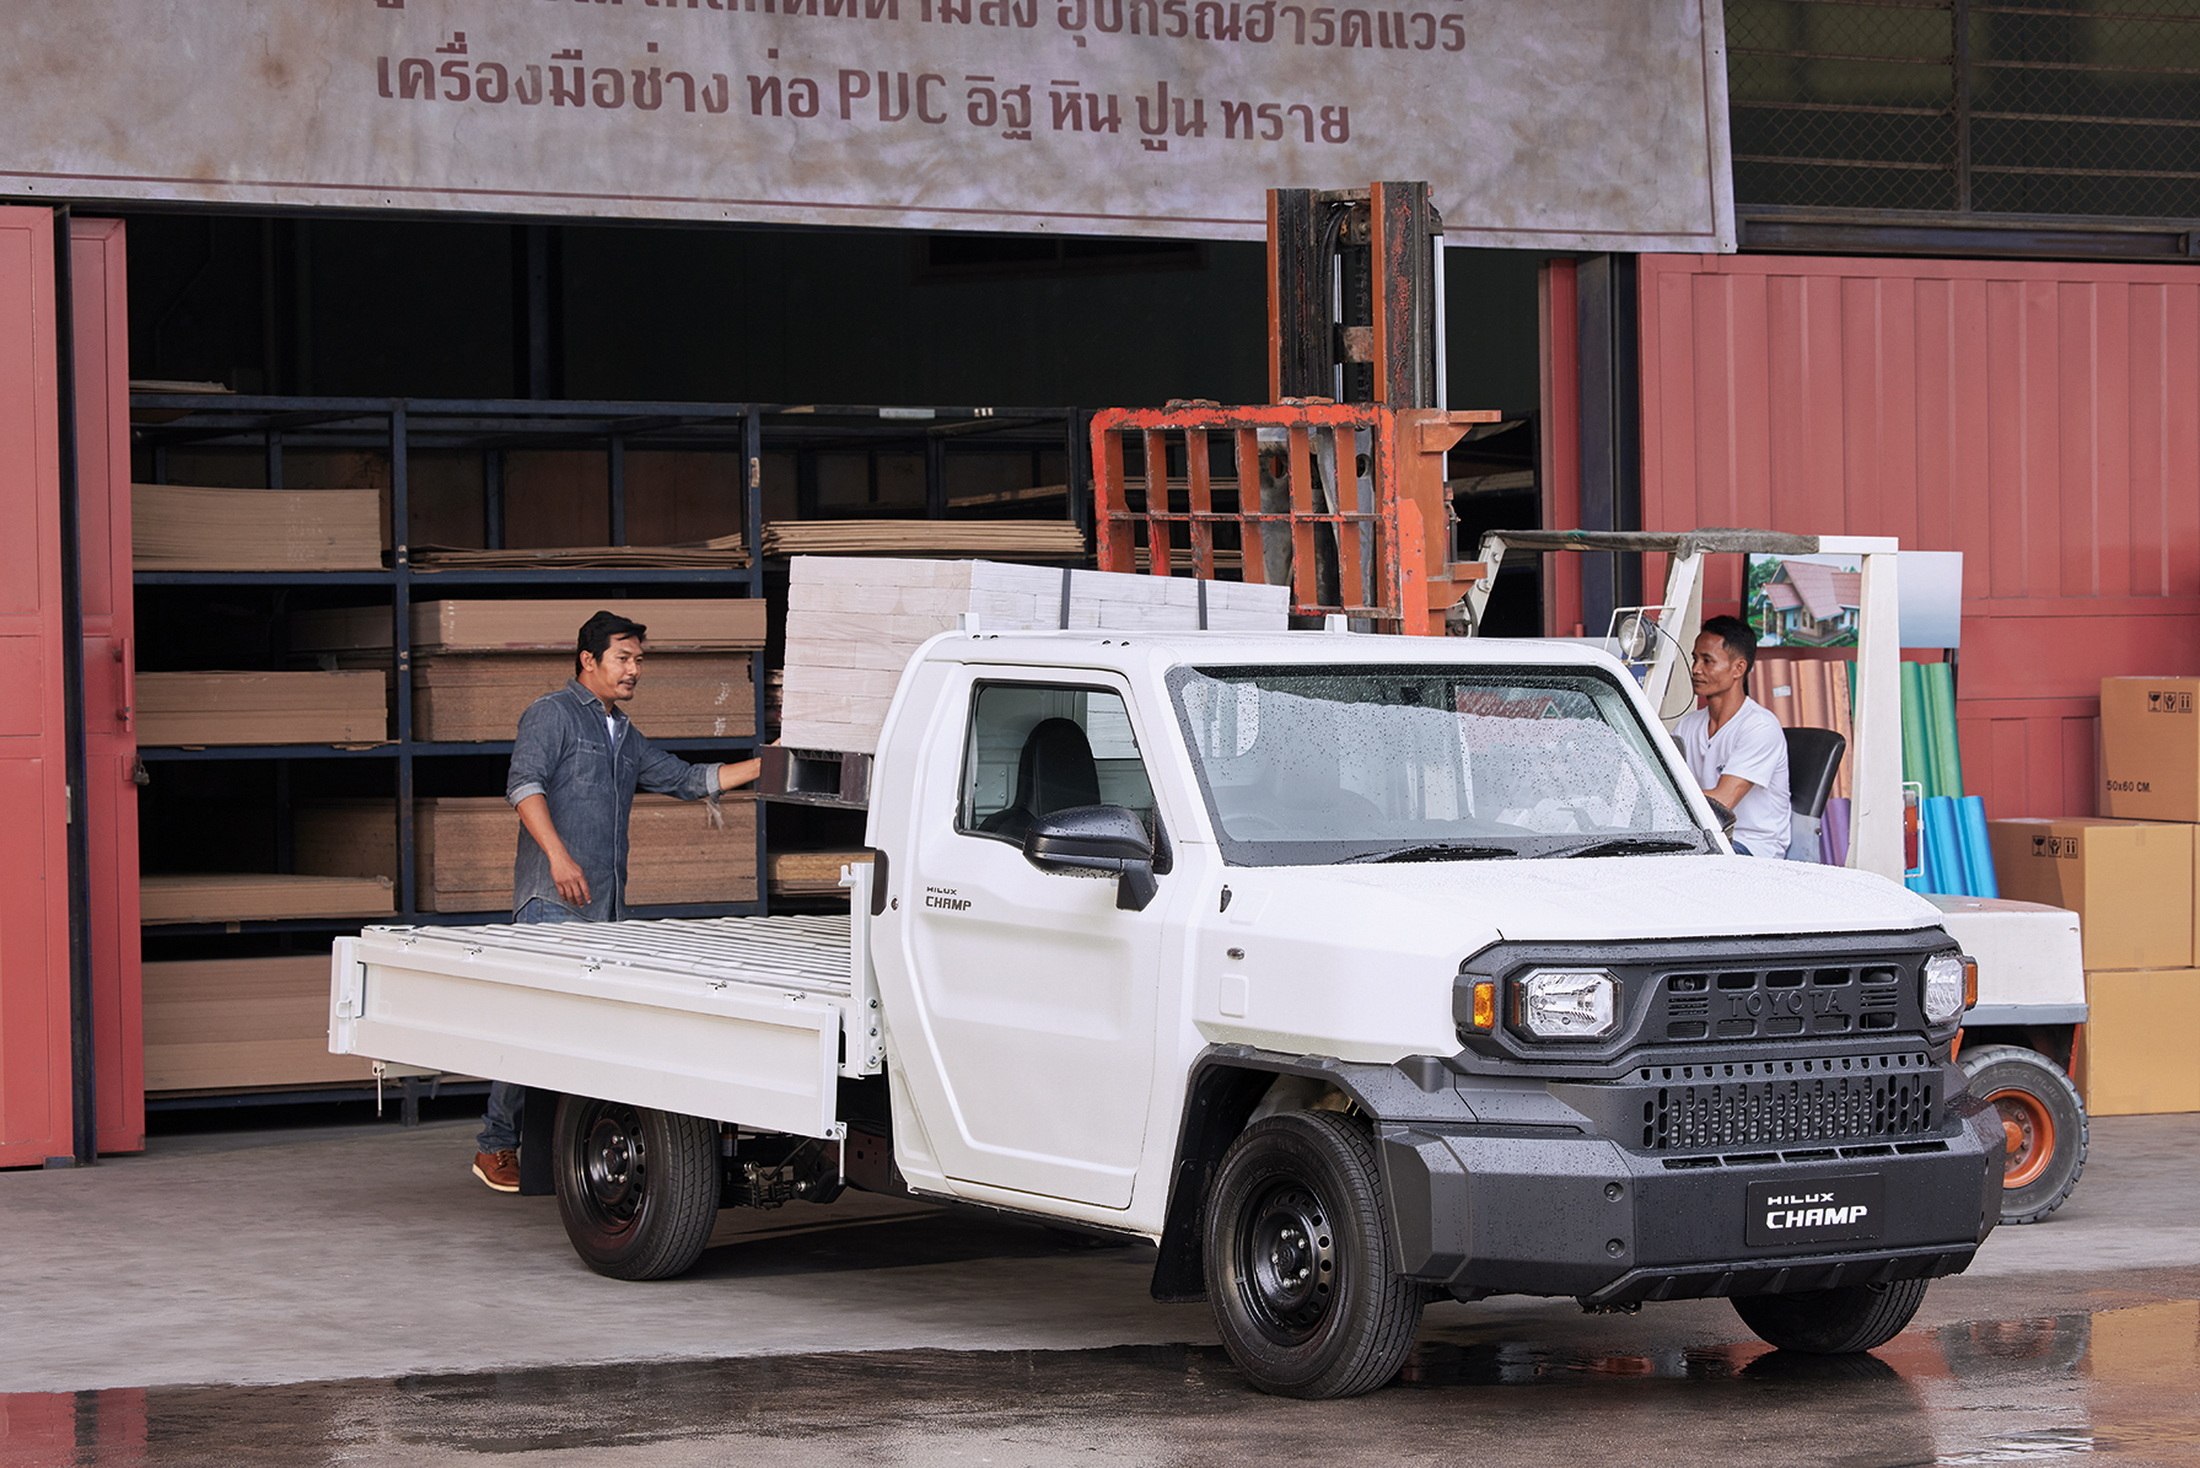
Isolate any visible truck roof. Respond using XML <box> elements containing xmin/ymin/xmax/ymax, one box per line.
<box><xmin>925</xmin><ymin>628</ymin><xmax>1628</xmax><ymax>676</ymax></box>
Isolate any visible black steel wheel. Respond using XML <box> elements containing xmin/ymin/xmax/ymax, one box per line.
<box><xmin>1732</xmin><ymin>1277</ymin><xmax>1930</xmax><ymax>1355</ymax></box>
<box><xmin>553</xmin><ymin>1096</ymin><xmax>721</xmax><ymax>1280</ymax></box>
<box><xmin>1202</xmin><ymin>1110</ymin><xmax>1424</xmax><ymax>1399</ymax></box>
<box><xmin>1960</xmin><ymin>1044</ymin><xmax>2088</xmax><ymax>1224</ymax></box>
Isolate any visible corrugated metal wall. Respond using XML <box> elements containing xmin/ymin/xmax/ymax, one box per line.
<box><xmin>1635</xmin><ymin>253</ymin><xmax>2200</xmax><ymax>822</ymax></box>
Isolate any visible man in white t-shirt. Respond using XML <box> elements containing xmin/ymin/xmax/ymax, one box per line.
<box><xmin>1676</xmin><ymin>615</ymin><xmax>1791</xmax><ymax>857</ymax></box>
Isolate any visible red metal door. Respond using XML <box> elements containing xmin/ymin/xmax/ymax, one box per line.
<box><xmin>71</xmin><ymin>218</ymin><xmax>143</xmax><ymax>1155</ymax></box>
<box><xmin>1628</xmin><ymin>253</ymin><xmax>2200</xmax><ymax>822</ymax></box>
<box><xmin>0</xmin><ymin>207</ymin><xmax>76</xmax><ymax>1168</ymax></box>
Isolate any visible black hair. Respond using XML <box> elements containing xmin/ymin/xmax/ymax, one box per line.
<box><xmin>576</xmin><ymin>610</ymin><xmax>648</xmax><ymax>675</ymax></box>
<box><xmin>1700</xmin><ymin>613</ymin><xmax>1757</xmax><ymax>674</ymax></box>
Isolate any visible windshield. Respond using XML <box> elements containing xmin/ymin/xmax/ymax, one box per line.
<box><xmin>1168</xmin><ymin>664</ymin><xmax>1707</xmax><ymax>866</ymax></box>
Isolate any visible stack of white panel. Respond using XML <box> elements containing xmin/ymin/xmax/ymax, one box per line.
<box><xmin>780</xmin><ymin>557</ymin><xmax>1289</xmax><ymax>753</ymax></box>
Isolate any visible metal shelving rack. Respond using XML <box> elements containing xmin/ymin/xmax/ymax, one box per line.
<box><xmin>131</xmin><ymin>395</ymin><xmax>1089</xmax><ymax>939</ymax></box>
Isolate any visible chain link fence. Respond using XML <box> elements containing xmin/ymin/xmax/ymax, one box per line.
<box><xmin>1729</xmin><ymin>0</ymin><xmax>2200</xmax><ymax>219</ymax></box>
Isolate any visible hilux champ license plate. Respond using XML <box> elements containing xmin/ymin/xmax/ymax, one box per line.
<box><xmin>1746</xmin><ymin>1173</ymin><xmax>1884</xmax><ymax>1247</ymax></box>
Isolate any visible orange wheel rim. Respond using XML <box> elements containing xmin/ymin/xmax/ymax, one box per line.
<box><xmin>1986</xmin><ymin>1088</ymin><xmax>2056</xmax><ymax>1190</ymax></box>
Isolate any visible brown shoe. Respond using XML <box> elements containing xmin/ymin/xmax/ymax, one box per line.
<box><xmin>472</xmin><ymin>1149</ymin><xmax>520</xmax><ymax>1192</ymax></box>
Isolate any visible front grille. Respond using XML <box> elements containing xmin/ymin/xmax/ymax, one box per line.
<box><xmin>1640</xmin><ymin>1053</ymin><xmax>1937</xmax><ymax>1152</ymax></box>
<box><xmin>1658</xmin><ymin>964</ymin><xmax>1901</xmax><ymax>1043</ymax></box>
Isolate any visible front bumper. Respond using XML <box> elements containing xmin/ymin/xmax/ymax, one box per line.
<box><xmin>1378</xmin><ymin>1088</ymin><xmax>2004</xmax><ymax>1304</ymax></box>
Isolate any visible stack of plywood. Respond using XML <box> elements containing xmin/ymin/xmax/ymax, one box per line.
<box><xmin>290</xmin><ymin>598</ymin><xmax>764</xmax><ymax>742</ymax></box>
<box><xmin>139</xmin><ymin>873</ymin><xmax>394</xmax><ymax>924</ymax></box>
<box><xmin>292</xmin><ymin>598</ymin><xmax>768</xmax><ymax>655</ymax></box>
<box><xmin>143</xmin><ymin>955</ymin><xmax>378</xmax><ymax>1092</ymax></box>
<box><xmin>411</xmin><ymin>653</ymin><xmax>753</xmax><ymax>741</ymax></box>
<box><xmin>134</xmin><ymin>483</ymin><xmax>383</xmax><ymax>571</ymax></box>
<box><xmin>412</xmin><ymin>535</ymin><xmax>747</xmax><ymax>570</ymax></box>
<box><xmin>138</xmin><ymin>671</ymin><xmax>388</xmax><ymax>746</ymax></box>
<box><xmin>768</xmin><ymin>849</ymin><xmax>873</xmax><ymax>896</ymax></box>
<box><xmin>297</xmin><ymin>794</ymin><xmax>757</xmax><ymax>912</ymax></box>
<box><xmin>780</xmin><ymin>557</ymin><xmax>1289</xmax><ymax>753</ymax></box>
<box><xmin>764</xmin><ymin>520</ymin><xmax>1085</xmax><ymax>559</ymax></box>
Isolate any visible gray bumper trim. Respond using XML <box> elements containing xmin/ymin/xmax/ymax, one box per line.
<box><xmin>1965</xmin><ymin>1004</ymin><xmax>2087</xmax><ymax>1027</ymax></box>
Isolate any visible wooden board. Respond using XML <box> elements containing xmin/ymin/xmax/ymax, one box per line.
<box><xmin>143</xmin><ymin>955</ymin><xmax>377</xmax><ymax>1092</ymax></box>
<box><xmin>137</xmin><ymin>670</ymin><xmax>388</xmax><ymax>746</ymax></box>
<box><xmin>779</xmin><ymin>557</ymin><xmax>1289</xmax><ymax>752</ymax></box>
<box><xmin>763</xmin><ymin>519</ymin><xmax>1085</xmax><ymax>558</ymax></box>
<box><xmin>297</xmin><ymin>794</ymin><xmax>758</xmax><ymax>911</ymax></box>
<box><xmin>291</xmin><ymin>597</ymin><xmax>766</xmax><ymax>654</ymax></box>
<box><xmin>133</xmin><ymin>483</ymin><xmax>383</xmax><ymax>571</ymax></box>
<box><xmin>140</xmin><ymin>873</ymin><xmax>394</xmax><ymax>924</ymax></box>
<box><xmin>768</xmin><ymin>849</ymin><xmax>873</xmax><ymax>895</ymax></box>
<box><xmin>411</xmin><ymin>652</ymin><xmax>752</xmax><ymax>741</ymax></box>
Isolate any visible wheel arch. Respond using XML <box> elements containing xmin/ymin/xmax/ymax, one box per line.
<box><xmin>1150</xmin><ymin>1045</ymin><xmax>1463</xmax><ymax>1302</ymax></box>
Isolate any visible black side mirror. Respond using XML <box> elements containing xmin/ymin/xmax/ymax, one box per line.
<box><xmin>1705</xmin><ymin>797</ymin><xmax>1738</xmax><ymax>838</ymax></box>
<box><xmin>1023</xmin><ymin>804</ymin><xmax>1159</xmax><ymax>912</ymax></box>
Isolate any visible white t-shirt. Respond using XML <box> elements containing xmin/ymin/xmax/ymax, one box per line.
<box><xmin>1677</xmin><ymin>697</ymin><xmax>1792</xmax><ymax>857</ymax></box>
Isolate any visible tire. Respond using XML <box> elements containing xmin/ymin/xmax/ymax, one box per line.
<box><xmin>1202</xmin><ymin>1110</ymin><xmax>1425</xmax><ymax>1399</ymax></box>
<box><xmin>1732</xmin><ymin>1277</ymin><xmax>1929</xmax><ymax>1355</ymax></box>
<box><xmin>1959</xmin><ymin>1044</ymin><xmax>2088</xmax><ymax>1225</ymax></box>
<box><xmin>553</xmin><ymin>1096</ymin><xmax>721</xmax><ymax>1280</ymax></box>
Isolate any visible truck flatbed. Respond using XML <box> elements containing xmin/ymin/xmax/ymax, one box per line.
<box><xmin>332</xmin><ymin>910</ymin><xmax>873</xmax><ymax>1141</ymax></box>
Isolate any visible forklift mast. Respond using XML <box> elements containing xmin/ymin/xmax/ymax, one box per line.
<box><xmin>1091</xmin><ymin>182</ymin><xmax>1491</xmax><ymax>633</ymax></box>
<box><xmin>1268</xmin><ymin>182</ymin><xmax>1444</xmax><ymax>410</ymax></box>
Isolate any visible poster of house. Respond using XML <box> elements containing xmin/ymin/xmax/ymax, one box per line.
<box><xmin>1746</xmin><ymin>553</ymin><xmax>1863</xmax><ymax>648</ymax></box>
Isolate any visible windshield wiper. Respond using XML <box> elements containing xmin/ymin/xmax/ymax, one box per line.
<box><xmin>1339</xmin><ymin>842</ymin><xmax>1517</xmax><ymax>865</ymax></box>
<box><xmin>1549</xmin><ymin>837</ymin><xmax>1703</xmax><ymax>859</ymax></box>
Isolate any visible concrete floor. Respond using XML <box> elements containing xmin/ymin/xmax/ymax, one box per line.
<box><xmin>2</xmin><ymin>1113</ymin><xmax>2197</xmax><ymax>1465</ymax></box>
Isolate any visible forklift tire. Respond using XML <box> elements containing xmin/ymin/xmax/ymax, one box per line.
<box><xmin>1960</xmin><ymin>1044</ymin><xmax>2088</xmax><ymax>1225</ymax></box>
<box><xmin>1731</xmin><ymin>1278</ymin><xmax>1929</xmax><ymax>1355</ymax></box>
<box><xmin>1202</xmin><ymin>1110</ymin><xmax>1425</xmax><ymax>1399</ymax></box>
<box><xmin>553</xmin><ymin>1096</ymin><xmax>721</xmax><ymax>1280</ymax></box>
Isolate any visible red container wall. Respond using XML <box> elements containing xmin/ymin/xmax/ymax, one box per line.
<box><xmin>72</xmin><ymin>218</ymin><xmax>142</xmax><ymax>1155</ymax></box>
<box><xmin>1634</xmin><ymin>253</ymin><xmax>2200</xmax><ymax>822</ymax></box>
<box><xmin>0</xmin><ymin>207</ymin><xmax>76</xmax><ymax>1168</ymax></box>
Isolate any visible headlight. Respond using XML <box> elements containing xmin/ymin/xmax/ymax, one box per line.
<box><xmin>1515</xmin><ymin>969</ymin><xmax>1619</xmax><ymax>1039</ymax></box>
<box><xmin>1922</xmin><ymin>952</ymin><xmax>1972</xmax><ymax>1025</ymax></box>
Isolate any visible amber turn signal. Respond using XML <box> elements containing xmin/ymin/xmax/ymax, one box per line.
<box><xmin>1469</xmin><ymin>980</ymin><xmax>1496</xmax><ymax>1031</ymax></box>
<box><xmin>1963</xmin><ymin>956</ymin><xmax>1978</xmax><ymax>1011</ymax></box>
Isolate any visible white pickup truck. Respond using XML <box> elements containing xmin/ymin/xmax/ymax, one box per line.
<box><xmin>332</xmin><ymin>628</ymin><xmax>2002</xmax><ymax>1399</ymax></box>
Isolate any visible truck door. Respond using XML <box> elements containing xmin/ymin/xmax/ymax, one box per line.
<box><xmin>893</xmin><ymin>670</ymin><xmax>1173</xmax><ymax>1209</ymax></box>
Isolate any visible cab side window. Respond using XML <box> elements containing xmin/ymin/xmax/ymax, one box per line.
<box><xmin>960</xmin><ymin>683</ymin><xmax>1157</xmax><ymax>843</ymax></box>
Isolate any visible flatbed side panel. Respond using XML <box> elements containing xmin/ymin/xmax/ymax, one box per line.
<box><xmin>330</xmin><ymin>937</ymin><xmax>844</xmax><ymax>1139</ymax></box>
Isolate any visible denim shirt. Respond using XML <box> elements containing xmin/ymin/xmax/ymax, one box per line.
<box><xmin>506</xmin><ymin>679</ymin><xmax>721</xmax><ymax>920</ymax></box>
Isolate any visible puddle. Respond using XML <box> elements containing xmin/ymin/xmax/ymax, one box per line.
<box><xmin>2</xmin><ymin>1302</ymin><xmax>2194</xmax><ymax>1468</ymax></box>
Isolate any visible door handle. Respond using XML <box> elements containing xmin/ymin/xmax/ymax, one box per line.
<box><xmin>115</xmin><ymin>636</ymin><xmax>135</xmax><ymax>734</ymax></box>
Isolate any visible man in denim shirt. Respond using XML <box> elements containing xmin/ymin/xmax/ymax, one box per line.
<box><xmin>472</xmin><ymin>609</ymin><xmax>760</xmax><ymax>1192</ymax></box>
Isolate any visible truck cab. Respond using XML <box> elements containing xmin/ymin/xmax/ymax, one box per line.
<box><xmin>333</xmin><ymin>626</ymin><xmax>2003</xmax><ymax>1399</ymax></box>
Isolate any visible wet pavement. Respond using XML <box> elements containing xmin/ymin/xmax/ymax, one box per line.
<box><xmin>3</xmin><ymin>1115</ymin><xmax>2198</xmax><ymax>1466</ymax></box>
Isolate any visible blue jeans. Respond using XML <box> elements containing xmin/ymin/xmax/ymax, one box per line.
<box><xmin>476</xmin><ymin>898</ymin><xmax>588</xmax><ymax>1152</ymax></box>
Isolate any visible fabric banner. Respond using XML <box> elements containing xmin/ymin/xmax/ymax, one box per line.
<box><xmin>0</xmin><ymin>0</ymin><xmax>1734</xmax><ymax>248</ymax></box>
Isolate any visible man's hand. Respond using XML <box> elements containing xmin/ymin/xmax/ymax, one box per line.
<box><xmin>549</xmin><ymin>850</ymin><xmax>591</xmax><ymax>907</ymax></box>
<box><xmin>517</xmin><ymin>793</ymin><xmax>589</xmax><ymax>907</ymax></box>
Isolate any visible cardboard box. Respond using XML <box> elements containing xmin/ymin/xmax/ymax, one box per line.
<box><xmin>2082</xmin><ymin>969</ymin><xmax>2200</xmax><ymax>1116</ymax></box>
<box><xmin>1987</xmin><ymin>818</ymin><xmax>2194</xmax><ymax>971</ymax></box>
<box><xmin>2101</xmin><ymin>677</ymin><xmax>2200</xmax><ymax>823</ymax></box>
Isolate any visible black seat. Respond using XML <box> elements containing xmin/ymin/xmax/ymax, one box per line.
<box><xmin>979</xmin><ymin>718</ymin><xmax>1102</xmax><ymax>842</ymax></box>
<box><xmin>1786</xmin><ymin>726</ymin><xmax>1847</xmax><ymax>820</ymax></box>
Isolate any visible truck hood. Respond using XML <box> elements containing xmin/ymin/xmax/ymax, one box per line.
<box><xmin>1248</xmin><ymin>854</ymin><xmax>1943</xmax><ymax>950</ymax></box>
